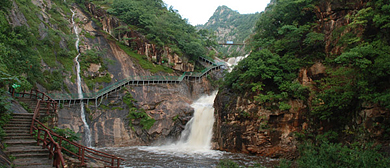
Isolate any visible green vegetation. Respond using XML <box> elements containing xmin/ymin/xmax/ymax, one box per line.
<box><xmin>297</xmin><ymin>141</ymin><xmax>390</xmax><ymax>168</ymax></box>
<box><xmin>124</xmin><ymin>93</ymin><xmax>155</xmax><ymax>130</ymax></box>
<box><xmin>52</xmin><ymin>127</ymin><xmax>81</xmax><ymax>155</ymax></box>
<box><xmin>216</xmin><ymin>159</ymin><xmax>264</xmax><ymax>168</ymax></box>
<box><xmin>0</xmin><ymin>89</ymin><xmax>12</xmax><ymax>140</ymax></box>
<box><xmin>107</xmin><ymin>0</ymin><xmax>213</xmax><ymax>61</ymax></box>
<box><xmin>198</xmin><ymin>5</ymin><xmax>261</xmax><ymax>57</ymax></box>
<box><xmin>224</xmin><ymin>0</ymin><xmax>390</xmax><ymax>166</ymax></box>
<box><xmin>0</xmin><ymin>0</ymin><xmax>76</xmax><ymax>91</ymax></box>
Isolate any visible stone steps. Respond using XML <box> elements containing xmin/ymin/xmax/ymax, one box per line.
<box><xmin>12</xmin><ymin>157</ymin><xmax>53</xmax><ymax>168</ymax></box>
<box><xmin>3</xmin><ymin>113</ymin><xmax>53</xmax><ymax>168</ymax></box>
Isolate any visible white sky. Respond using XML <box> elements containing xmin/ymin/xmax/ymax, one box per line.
<box><xmin>163</xmin><ymin>0</ymin><xmax>271</xmax><ymax>25</ymax></box>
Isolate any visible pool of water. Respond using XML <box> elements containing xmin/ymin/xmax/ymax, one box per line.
<box><xmin>99</xmin><ymin>146</ymin><xmax>278</xmax><ymax>168</ymax></box>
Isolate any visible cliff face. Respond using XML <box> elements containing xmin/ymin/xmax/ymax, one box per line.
<box><xmin>212</xmin><ymin>0</ymin><xmax>386</xmax><ymax>158</ymax></box>
<box><xmin>5</xmin><ymin>0</ymin><xmax>218</xmax><ymax>147</ymax></box>
<box><xmin>84</xmin><ymin>3</ymin><xmax>194</xmax><ymax>72</ymax></box>
<box><xmin>59</xmin><ymin>77</ymin><xmax>217</xmax><ymax>147</ymax></box>
<box><xmin>54</xmin><ymin>3</ymin><xmax>219</xmax><ymax>147</ymax></box>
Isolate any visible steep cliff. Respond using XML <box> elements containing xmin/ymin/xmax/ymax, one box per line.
<box><xmin>213</xmin><ymin>0</ymin><xmax>390</xmax><ymax>159</ymax></box>
<box><xmin>2</xmin><ymin>0</ymin><xmax>219</xmax><ymax>147</ymax></box>
<box><xmin>55</xmin><ymin>3</ymin><xmax>219</xmax><ymax>146</ymax></box>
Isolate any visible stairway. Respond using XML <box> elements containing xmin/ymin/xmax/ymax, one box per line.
<box><xmin>16</xmin><ymin>97</ymin><xmax>52</xmax><ymax>117</ymax></box>
<box><xmin>3</xmin><ymin>113</ymin><xmax>53</xmax><ymax>168</ymax></box>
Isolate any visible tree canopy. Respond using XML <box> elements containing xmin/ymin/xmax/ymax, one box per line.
<box><xmin>107</xmin><ymin>0</ymin><xmax>213</xmax><ymax>61</ymax></box>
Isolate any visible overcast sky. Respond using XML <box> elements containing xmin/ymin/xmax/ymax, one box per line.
<box><xmin>163</xmin><ymin>0</ymin><xmax>271</xmax><ymax>25</ymax></box>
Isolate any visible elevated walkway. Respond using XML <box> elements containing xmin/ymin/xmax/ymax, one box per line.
<box><xmin>47</xmin><ymin>57</ymin><xmax>225</xmax><ymax>106</ymax></box>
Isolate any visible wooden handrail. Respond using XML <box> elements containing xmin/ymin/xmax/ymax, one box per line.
<box><xmin>33</xmin><ymin>119</ymin><xmax>124</xmax><ymax>167</ymax></box>
<box><xmin>31</xmin><ymin>100</ymin><xmax>65</xmax><ymax>167</ymax></box>
<box><xmin>11</xmin><ymin>88</ymin><xmax>58</xmax><ymax>114</ymax></box>
<box><xmin>15</xmin><ymin>89</ymin><xmax>124</xmax><ymax>167</ymax></box>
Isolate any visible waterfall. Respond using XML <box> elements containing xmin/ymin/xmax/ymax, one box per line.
<box><xmin>138</xmin><ymin>91</ymin><xmax>219</xmax><ymax>156</ymax></box>
<box><xmin>71</xmin><ymin>9</ymin><xmax>92</xmax><ymax>147</ymax></box>
<box><xmin>226</xmin><ymin>54</ymin><xmax>249</xmax><ymax>72</ymax></box>
<box><xmin>178</xmin><ymin>91</ymin><xmax>217</xmax><ymax>149</ymax></box>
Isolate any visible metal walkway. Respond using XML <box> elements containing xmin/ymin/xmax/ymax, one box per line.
<box><xmin>48</xmin><ymin>57</ymin><xmax>225</xmax><ymax>106</ymax></box>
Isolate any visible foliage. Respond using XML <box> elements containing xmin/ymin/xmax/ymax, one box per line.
<box><xmin>198</xmin><ymin>5</ymin><xmax>261</xmax><ymax>57</ymax></box>
<box><xmin>19</xmin><ymin>102</ymin><xmax>32</xmax><ymax>113</ymax></box>
<box><xmin>297</xmin><ymin>141</ymin><xmax>390</xmax><ymax>168</ymax></box>
<box><xmin>52</xmin><ymin>127</ymin><xmax>81</xmax><ymax>155</ymax></box>
<box><xmin>108</xmin><ymin>0</ymin><xmax>210</xmax><ymax>61</ymax></box>
<box><xmin>0</xmin><ymin>89</ymin><xmax>12</xmax><ymax>139</ymax></box>
<box><xmin>309</xmin><ymin>0</ymin><xmax>390</xmax><ymax>126</ymax></box>
<box><xmin>0</xmin><ymin>0</ymin><xmax>12</xmax><ymax>11</ymax></box>
<box><xmin>224</xmin><ymin>49</ymin><xmax>308</xmax><ymax>110</ymax></box>
<box><xmin>0</xmin><ymin>0</ymin><xmax>76</xmax><ymax>91</ymax></box>
<box><xmin>217</xmin><ymin>159</ymin><xmax>240</xmax><ymax>168</ymax></box>
<box><xmin>124</xmin><ymin>93</ymin><xmax>155</xmax><ymax>130</ymax></box>
<box><xmin>216</xmin><ymin>159</ymin><xmax>265</xmax><ymax>168</ymax></box>
<box><xmin>224</xmin><ymin>0</ymin><xmax>390</xmax><ymax>139</ymax></box>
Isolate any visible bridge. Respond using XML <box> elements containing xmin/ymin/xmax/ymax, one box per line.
<box><xmin>47</xmin><ymin>57</ymin><xmax>225</xmax><ymax>107</ymax></box>
<box><xmin>218</xmin><ymin>43</ymin><xmax>245</xmax><ymax>46</ymax></box>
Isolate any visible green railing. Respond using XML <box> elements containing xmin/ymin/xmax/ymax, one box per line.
<box><xmin>48</xmin><ymin>57</ymin><xmax>224</xmax><ymax>101</ymax></box>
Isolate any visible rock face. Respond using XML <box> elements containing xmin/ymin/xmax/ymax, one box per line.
<box><xmin>212</xmin><ymin>0</ymin><xmax>388</xmax><ymax>158</ymax></box>
<box><xmin>213</xmin><ymin>88</ymin><xmax>304</xmax><ymax>158</ymax></box>
<box><xmin>58</xmin><ymin>75</ymin><xmax>218</xmax><ymax>147</ymax></box>
<box><xmin>51</xmin><ymin>2</ymin><xmax>218</xmax><ymax>147</ymax></box>
<box><xmin>84</xmin><ymin>2</ymin><xmax>194</xmax><ymax>72</ymax></box>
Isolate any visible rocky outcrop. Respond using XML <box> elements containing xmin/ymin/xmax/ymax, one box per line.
<box><xmin>84</xmin><ymin>2</ymin><xmax>194</xmax><ymax>72</ymax></box>
<box><xmin>58</xmin><ymin>74</ymin><xmax>218</xmax><ymax>147</ymax></box>
<box><xmin>314</xmin><ymin>0</ymin><xmax>368</xmax><ymax>56</ymax></box>
<box><xmin>212</xmin><ymin>0</ymin><xmax>386</xmax><ymax>158</ymax></box>
<box><xmin>53</xmin><ymin>3</ymin><xmax>220</xmax><ymax>147</ymax></box>
<box><xmin>213</xmin><ymin>88</ymin><xmax>304</xmax><ymax>158</ymax></box>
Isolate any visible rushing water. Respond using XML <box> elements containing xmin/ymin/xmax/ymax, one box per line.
<box><xmin>71</xmin><ymin>9</ymin><xmax>92</xmax><ymax>147</ymax></box>
<box><xmin>99</xmin><ymin>90</ymin><xmax>278</xmax><ymax>167</ymax></box>
<box><xmin>226</xmin><ymin>54</ymin><xmax>249</xmax><ymax>72</ymax></box>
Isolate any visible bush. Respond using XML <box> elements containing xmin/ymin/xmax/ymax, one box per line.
<box><xmin>0</xmin><ymin>89</ymin><xmax>12</xmax><ymax>139</ymax></box>
<box><xmin>298</xmin><ymin>142</ymin><xmax>390</xmax><ymax>168</ymax></box>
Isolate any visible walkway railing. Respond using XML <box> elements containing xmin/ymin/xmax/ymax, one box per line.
<box><xmin>30</xmin><ymin>100</ymin><xmax>65</xmax><ymax>168</ymax></box>
<box><xmin>47</xmin><ymin>56</ymin><xmax>225</xmax><ymax>102</ymax></box>
<box><xmin>10</xmin><ymin>89</ymin><xmax>58</xmax><ymax>114</ymax></box>
<box><xmin>12</xmin><ymin>89</ymin><xmax>124</xmax><ymax>167</ymax></box>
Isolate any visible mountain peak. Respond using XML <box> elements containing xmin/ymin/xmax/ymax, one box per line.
<box><xmin>214</xmin><ymin>5</ymin><xmax>240</xmax><ymax>16</ymax></box>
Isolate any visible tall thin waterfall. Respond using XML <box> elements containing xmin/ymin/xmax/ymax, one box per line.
<box><xmin>71</xmin><ymin>9</ymin><xmax>92</xmax><ymax>147</ymax></box>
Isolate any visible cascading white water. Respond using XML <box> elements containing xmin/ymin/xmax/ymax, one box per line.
<box><xmin>226</xmin><ymin>54</ymin><xmax>249</xmax><ymax>72</ymax></box>
<box><xmin>136</xmin><ymin>91</ymin><xmax>220</xmax><ymax>158</ymax></box>
<box><xmin>179</xmin><ymin>91</ymin><xmax>217</xmax><ymax>149</ymax></box>
<box><xmin>97</xmin><ymin>56</ymin><xmax>277</xmax><ymax>167</ymax></box>
<box><xmin>71</xmin><ymin>9</ymin><xmax>92</xmax><ymax>147</ymax></box>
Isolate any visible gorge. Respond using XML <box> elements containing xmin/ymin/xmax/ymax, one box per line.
<box><xmin>1</xmin><ymin>0</ymin><xmax>390</xmax><ymax>167</ymax></box>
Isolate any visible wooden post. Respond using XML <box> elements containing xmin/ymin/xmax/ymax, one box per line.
<box><xmin>81</xmin><ymin>148</ymin><xmax>85</xmax><ymax>166</ymax></box>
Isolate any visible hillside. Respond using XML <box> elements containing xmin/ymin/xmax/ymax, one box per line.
<box><xmin>198</xmin><ymin>5</ymin><xmax>261</xmax><ymax>57</ymax></box>
<box><xmin>0</xmin><ymin>0</ymin><xmax>217</xmax><ymax>151</ymax></box>
<box><xmin>214</xmin><ymin>0</ymin><xmax>390</xmax><ymax>165</ymax></box>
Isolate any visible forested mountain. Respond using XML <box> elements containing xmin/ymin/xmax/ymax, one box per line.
<box><xmin>214</xmin><ymin>0</ymin><xmax>390</xmax><ymax>166</ymax></box>
<box><xmin>197</xmin><ymin>5</ymin><xmax>261</xmax><ymax>57</ymax></box>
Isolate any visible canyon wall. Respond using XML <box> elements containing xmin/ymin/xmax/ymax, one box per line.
<box><xmin>55</xmin><ymin>3</ymin><xmax>220</xmax><ymax>147</ymax></box>
<box><xmin>212</xmin><ymin>0</ymin><xmax>388</xmax><ymax>158</ymax></box>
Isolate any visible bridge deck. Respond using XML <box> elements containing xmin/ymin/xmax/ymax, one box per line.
<box><xmin>49</xmin><ymin>57</ymin><xmax>225</xmax><ymax>104</ymax></box>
